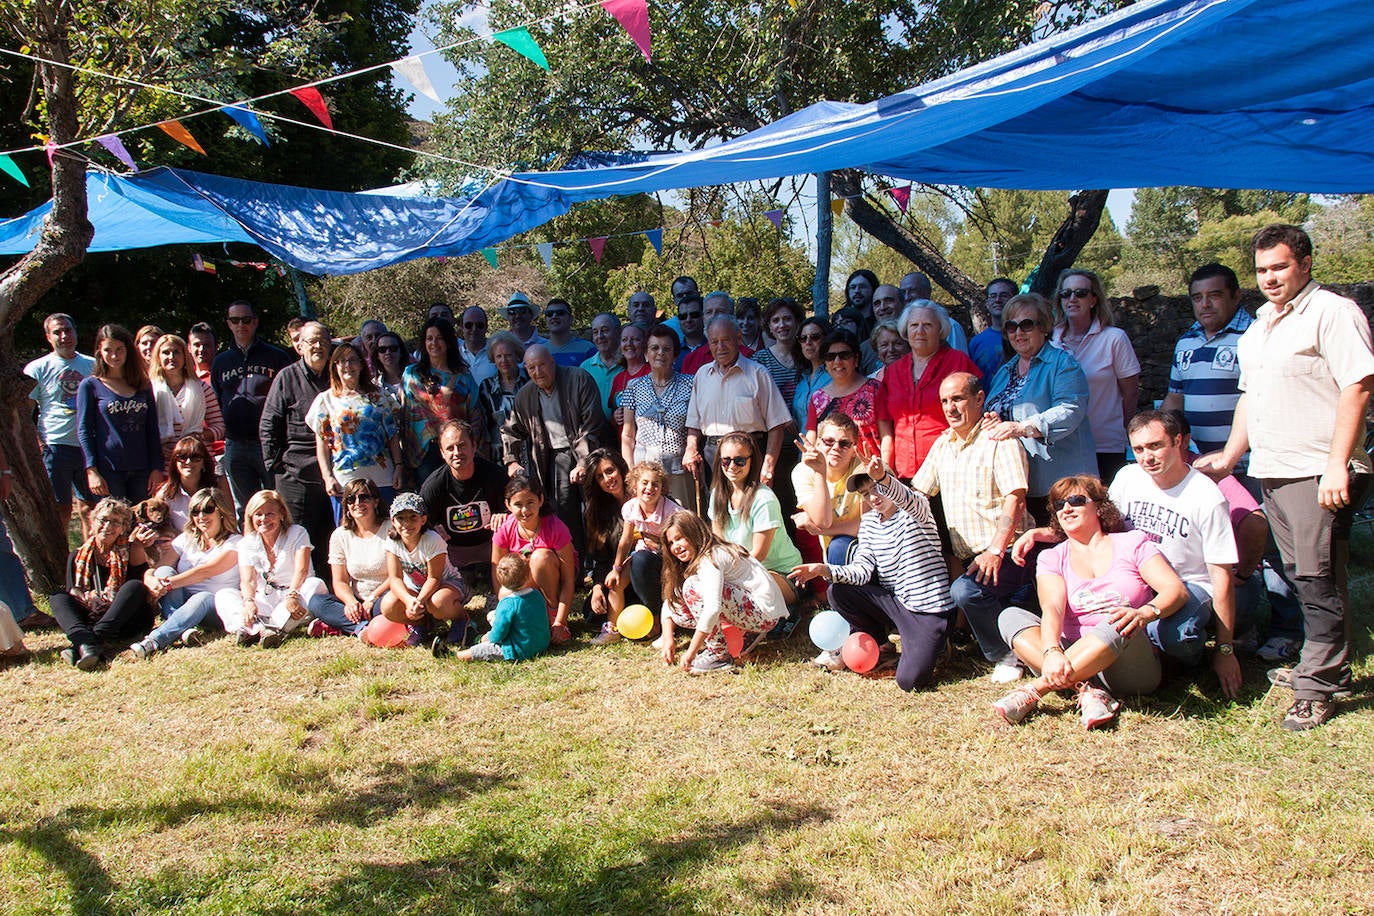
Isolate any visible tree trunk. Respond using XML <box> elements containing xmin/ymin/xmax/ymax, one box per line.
<box><xmin>1029</xmin><ymin>190</ymin><xmax>1109</xmax><ymax>298</ymax></box>
<box><xmin>0</xmin><ymin>0</ymin><xmax>92</xmax><ymax>593</ymax></box>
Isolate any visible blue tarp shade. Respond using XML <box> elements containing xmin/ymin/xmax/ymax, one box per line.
<box><xmin>4</xmin><ymin>0</ymin><xmax>1374</xmax><ymax>272</ymax></box>
<box><xmin>509</xmin><ymin>0</ymin><xmax>1374</xmax><ymax>197</ymax></box>
<box><xmin>0</xmin><ymin>167</ymin><xmax>574</xmax><ymax>275</ymax></box>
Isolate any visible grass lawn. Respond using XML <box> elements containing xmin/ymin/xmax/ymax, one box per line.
<box><xmin>4</xmin><ymin>534</ymin><xmax>1374</xmax><ymax>914</ymax></box>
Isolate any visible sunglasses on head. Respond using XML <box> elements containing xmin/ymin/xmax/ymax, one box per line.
<box><xmin>720</xmin><ymin>455</ymin><xmax>750</xmax><ymax>467</ymax></box>
<box><xmin>1059</xmin><ymin>288</ymin><xmax>1093</xmax><ymax>300</ymax></box>
<box><xmin>1052</xmin><ymin>494</ymin><xmax>1093</xmax><ymax>512</ymax></box>
<box><xmin>1005</xmin><ymin>318</ymin><xmax>1040</xmax><ymax>334</ymax></box>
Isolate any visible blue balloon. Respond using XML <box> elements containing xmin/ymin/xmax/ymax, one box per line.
<box><xmin>808</xmin><ymin>610</ymin><xmax>850</xmax><ymax>652</ymax></box>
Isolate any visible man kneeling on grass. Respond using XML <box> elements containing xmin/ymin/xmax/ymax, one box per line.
<box><xmin>437</xmin><ymin>553</ymin><xmax>550</xmax><ymax>663</ymax></box>
<box><xmin>790</xmin><ymin>445</ymin><xmax>953</xmax><ymax>691</ymax></box>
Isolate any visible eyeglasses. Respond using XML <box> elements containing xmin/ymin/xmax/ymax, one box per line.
<box><xmin>93</xmin><ymin>516</ymin><xmax>123</xmax><ymax>528</ymax></box>
<box><xmin>1052</xmin><ymin>494</ymin><xmax>1094</xmax><ymax>512</ymax></box>
<box><xmin>377</xmin><ymin>345</ymin><xmax>400</xmax><ymax>353</ymax></box>
<box><xmin>226</xmin><ymin>316</ymin><xmax>255</xmax><ymax>325</ymax></box>
<box><xmin>820</xmin><ymin>437</ymin><xmax>854</xmax><ymax>449</ymax></box>
<box><xmin>344</xmin><ymin>493</ymin><xmax>376</xmax><ymax>504</ymax></box>
<box><xmin>798</xmin><ymin>333</ymin><xmax>824</xmax><ymax>342</ymax></box>
<box><xmin>720</xmin><ymin>455</ymin><xmax>750</xmax><ymax>467</ymax></box>
<box><xmin>190</xmin><ymin>505</ymin><xmax>218</xmax><ymax>517</ymax></box>
<box><xmin>1005</xmin><ymin>318</ymin><xmax>1040</xmax><ymax>334</ymax></box>
<box><xmin>507</xmin><ymin>307</ymin><xmax>532</xmax><ymax>316</ymax></box>
<box><xmin>824</xmin><ymin>350</ymin><xmax>855</xmax><ymax>362</ymax></box>
<box><xmin>1059</xmin><ymin>288</ymin><xmax>1093</xmax><ymax>300</ymax></box>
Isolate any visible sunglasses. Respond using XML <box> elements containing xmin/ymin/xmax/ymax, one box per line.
<box><xmin>720</xmin><ymin>455</ymin><xmax>750</xmax><ymax>467</ymax></box>
<box><xmin>679</xmin><ymin>311</ymin><xmax>703</xmax><ymax>320</ymax></box>
<box><xmin>1005</xmin><ymin>318</ymin><xmax>1040</xmax><ymax>334</ymax></box>
<box><xmin>1059</xmin><ymin>288</ymin><xmax>1094</xmax><ymax>300</ymax></box>
<box><xmin>176</xmin><ymin>455</ymin><xmax>204</xmax><ymax>464</ymax></box>
<box><xmin>507</xmin><ymin>307</ymin><xmax>532</xmax><ymax>315</ymax></box>
<box><xmin>824</xmin><ymin>350</ymin><xmax>855</xmax><ymax>361</ymax></box>
<box><xmin>820</xmin><ymin>437</ymin><xmax>854</xmax><ymax>449</ymax></box>
<box><xmin>545</xmin><ymin>310</ymin><xmax>570</xmax><ymax>318</ymax></box>
<box><xmin>798</xmin><ymin>333</ymin><xmax>824</xmax><ymax>342</ymax></box>
<box><xmin>376</xmin><ymin>345</ymin><xmax>400</xmax><ymax>353</ymax></box>
<box><xmin>463</xmin><ymin>322</ymin><xmax>487</xmax><ymax>330</ymax></box>
<box><xmin>226</xmin><ymin>316</ymin><xmax>255</xmax><ymax>325</ymax></box>
<box><xmin>344</xmin><ymin>493</ymin><xmax>376</xmax><ymax>504</ymax></box>
<box><xmin>1052</xmin><ymin>494</ymin><xmax>1093</xmax><ymax>512</ymax></box>
<box><xmin>190</xmin><ymin>505</ymin><xmax>218</xmax><ymax>517</ymax></box>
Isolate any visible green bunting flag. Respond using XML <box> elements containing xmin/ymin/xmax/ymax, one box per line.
<box><xmin>494</xmin><ymin>27</ymin><xmax>551</xmax><ymax>71</ymax></box>
<box><xmin>481</xmin><ymin>247</ymin><xmax>498</xmax><ymax>269</ymax></box>
<box><xmin>0</xmin><ymin>153</ymin><xmax>29</xmax><ymax>187</ymax></box>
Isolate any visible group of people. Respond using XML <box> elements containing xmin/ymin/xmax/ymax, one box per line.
<box><xmin>4</xmin><ymin>223</ymin><xmax>1369</xmax><ymax>733</ymax></box>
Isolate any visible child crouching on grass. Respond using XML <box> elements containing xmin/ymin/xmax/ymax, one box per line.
<box><xmin>380</xmin><ymin>492</ymin><xmax>469</xmax><ymax>648</ymax></box>
<box><xmin>595</xmin><ymin>461</ymin><xmax>683</xmax><ymax>645</ymax></box>
<box><xmin>439</xmin><ymin>552</ymin><xmax>550</xmax><ymax>662</ymax></box>
<box><xmin>659</xmin><ymin>510</ymin><xmax>789</xmax><ymax>675</ymax></box>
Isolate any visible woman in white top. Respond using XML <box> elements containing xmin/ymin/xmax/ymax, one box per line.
<box><xmin>1051</xmin><ymin>269</ymin><xmax>1140</xmax><ymax>481</ymax></box>
<box><xmin>215</xmin><ymin>489</ymin><xmax>326</xmax><ymax>648</ymax></box>
<box><xmin>130</xmin><ymin>488</ymin><xmax>242</xmax><ymax>656</ymax></box>
<box><xmin>149</xmin><ymin>334</ymin><xmax>224</xmax><ymax>466</ymax></box>
<box><xmin>306</xmin><ymin>478</ymin><xmax>392</xmax><ymax>637</ymax></box>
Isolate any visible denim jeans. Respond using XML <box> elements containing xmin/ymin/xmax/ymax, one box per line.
<box><xmin>306</xmin><ymin>590</ymin><xmax>379</xmax><ymax>636</ymax></box>
<box><xmin>948</xmin><ymin>549</ymin><xmax>1038</xmax><ymax>662</ymax></box>
<box><xmin>1145</xmin><ymin>581</ymin><xmax>1212</xmax><ymax>665</ymax></box>
<box><xmin>222</xmin><ymin>438</ymin><xmax>273</xmax><ymax>518</ymax></box>
<box><xmin>0</xmin><ymin>514</ymin><xmax>38</xmax><ymax>621</ymax></box>
<box><xmin>146</xmin><ymin>590</ymin><xmax>219</xmax><ymax>649</ymax></box>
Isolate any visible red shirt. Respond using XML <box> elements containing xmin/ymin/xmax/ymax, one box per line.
<box><xmin>679</xmin><ymin>343</ymin><xmax>754</xmax><ymax>377</ymax></box>
<box><xmin>876</xmin><ymin>346</ymin><xmax>981</xmax><ymax>478</ymax></box>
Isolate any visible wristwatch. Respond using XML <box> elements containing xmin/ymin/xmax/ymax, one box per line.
<box><xmin>1216</xmin><ymin>643</ymin><xmax>1234</xmax><ymax>656</ymax></box>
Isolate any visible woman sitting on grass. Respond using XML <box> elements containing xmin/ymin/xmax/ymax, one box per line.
<box><xmin>576</xmin><ymin>449</ymin><xmax>630</xmax><ymax>629</ymax></box>
<box><xmin>306</xmin><ymin>478</ymin><xmax>391</xmax><ymax>638</ymax></box>
<box><xmin>707</xmin><ymin>432</ymin><xmax>801</xmax><ymax>606</ymax></box>
<box><xmin>993</xmin><ymin>475</ymin><xmax>1187</xmax><ymax>730</ymax></box>
<box><xmin>156</xmin><ymin>435</ymin><xmax>230</xmax><ymax>532</ymax></box>
<box><xmin>131</xmin><ymin>488</ymin><xmax>242</xmax><ymax>657</ymax></box>
<box><xmin>596</xmin><ymin>461</ymin><xmax>683</xmax><ymax>644</ymax></box>
<box><xmin>658</xmin><ymin>511</ymin><xmax>789</xmax><ymax>676</ymax></box>
<box><xmin>438</xmin><ymin>552</ymin><xmax>550</xmax><ymax>663</ymax></box>
<box><xmin>49</xmin><ymin>497</ymin><xmax>155</xmax><ymax>670</ymax></box>
<box><xmin>491</xmin><ymin>476</ymin><xmax>576</xmax><ymax>646</ymax></box>
<box><xmin>216</xmin><ymin>489</ymin><xmax>325</xmax><ymax>649</ymax></box>
<box><xmin>380</xmin><ymin>492</ymin><xmax>469</xmax><ymax>649</ymax></box>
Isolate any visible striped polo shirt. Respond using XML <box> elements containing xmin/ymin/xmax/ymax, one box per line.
<box><xmin>1168</xmin><ymin>308</ymin><xmax>1253</xmax><ymax>460</ymax></box>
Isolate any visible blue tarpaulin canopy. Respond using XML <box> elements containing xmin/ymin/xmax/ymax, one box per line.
<box><xmin>3</xmin><ymin>0</ymin><xmax>1373</xmax><ymax>274</ymax></box>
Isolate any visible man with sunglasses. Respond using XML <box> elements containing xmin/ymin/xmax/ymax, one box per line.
<box><xmin>504</xmin><ymin>292</ymin><xmax>546</xmax><ymax>350</ymax></box>
<box><xmin>544</xmin><ymin>297</ymin><xmax>596</xmax><ymax>368</ymax></box>
<box><xmin>919</xmin><ymin>372</ymin><xmax>1036</xmax><ymax>684</ymax></box>
<box><xmin>211</xmin><ymin>300</ymin><xmax>292</xmax><ymax>517</ymax></box>
<box><xmin>457</xmin><ymin>307</ymin><xmax>496</xmax><ymax>383</ymax></box>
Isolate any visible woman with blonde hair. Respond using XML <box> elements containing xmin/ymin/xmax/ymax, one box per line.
<box><xmin>149</xmin><ymin>333</ymin><xmax>224</xmax><ymax>466</ymax></box>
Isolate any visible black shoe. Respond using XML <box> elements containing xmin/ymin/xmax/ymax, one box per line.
<box><xmin>446</xmin><ymin>620</ymin><xmax>473</xmax><ymax>647</ymax></box>
<box><xmin>59</xmin><ymin>647</ymin><xmax>77</xmax><ymax>667</ymax></box>
<box><xmin>236</xmin><ymin>631</ymin><xmax>260</xmax><ymax>648</ymax></box>
<box><xmin>431</xmin><ymin>635</ymin><xmax>452</xmax><ymax>659</ymax></box>
<box><xmin>259</xmin><ymin>628</ymin><xmax>285</xmax><ymax>649</ymax></box>
<box><xmin>75</xmin><ymin>643</ymin><xmax>103</xmax><ymax>671</ymax></box>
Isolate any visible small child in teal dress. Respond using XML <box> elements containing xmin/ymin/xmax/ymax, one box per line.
<box><xmin>449</xmin><ymin>553</ymin><xmax>550</xmax><ymax>662</ymax></box>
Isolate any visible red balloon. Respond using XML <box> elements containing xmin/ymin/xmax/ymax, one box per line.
<box><xmin>722</xmin><ymin>623</ymin><xmax>745</xmax><ymax>657</ymax></box>
<box><xmin>841</xmin><ymin>632</ymin><xmax>880</xmax><ymax>673</ymax></box>
<box><xmin>363</xmin><ymin>615</ymin><xmax>408</xmax><ymax>648</ymax></box>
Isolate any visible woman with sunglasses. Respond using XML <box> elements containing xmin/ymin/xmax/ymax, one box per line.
<box><xmin>792</xmin><ymin>317</ymin><xmax>831</xmax><ymax>431</ymax></box>
<box><xmin>373</xmin><ymin>330</ymin><xmax>411</xmax><ymax>405</ymax></box>
<box><xmin>129</xmin><ymin>488</ymin><xmax>242</xmax><ymax>657</ymax></box>
<box><xmin>982</xmin><ymin>294</ymin><xmax>1095</xmax><ymax>524</ymax></box>
<box><xmin>792</xmin><ymin>413</ymin><xmax>867</xmax><ymax>566</ymax></box>
<box><xmin>309</xmin><ymin>343</ymin><xmax>403</xmax><ymax>522</ymax></box>
<box><xmin>993</xmin><ymin>475</ymin><xmax>1185</xmax><ymax>729</ymax></box>
<box><xmin>1051</xmin><ymin>269</ymin><xmax>1140</xmax><ymax>481</ymax></box>
<box><xmin>876</xmin><ymin>301</ymin><xmax>981</xmax><ymax>481</ymax></box>
<box><xmin>149</xmin><ymin>333</ymin><xmax>224</xmax><ymax>467</ymax></box>
<box><xmin>157</xmin><ymin>435</ymin><xmax>230</xmax><ymax>531</ymax></box>
<box><xmin>305</xmin><ymin>478</ymin><xmax>391</xmax><ymax>637</ymax></box>
<box><xmin>707</xmin><ymin>432</ymin><xmax>801</xmax><ymax>605</ymax></box>
<box><xmin>805</xmin><ymin>328</ymin><xmax>881</xmax><ymax>454</ymax></box>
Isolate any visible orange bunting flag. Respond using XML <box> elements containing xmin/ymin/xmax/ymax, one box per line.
<box><xmin>157</xmin><ymin>120</ymin><xmax>206</xmax><ymax>155</ymax></box>
<box><xmin>830</xmin><ymin>199</ymin><xmax>845</xmax><ymax>216</ymax></box>
<box><xmin>290</xmin><ymin>86</ymin><xmax>334</xmax><ymax>130</ymax></box>
<box><xmin>588</xmin><ymin>237</ymin><xmax>607</xmax><ymax>263</ymax></box>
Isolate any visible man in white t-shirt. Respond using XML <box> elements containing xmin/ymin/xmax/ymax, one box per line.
<box><xmin>24</xmin><ymin>312</ymin><xmax>96</xmax><ymax>534</ymax></box>
<box><xmin>1109</xmin><ymin>409</ymin><xmax>1241</xmax><ymax>697</ymax></box>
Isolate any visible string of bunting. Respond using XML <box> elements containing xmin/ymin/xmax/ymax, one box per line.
<box><xmin>0</xmin><ymin>0</ymin><xmax>651</xmax><ymax>184</ymax></box>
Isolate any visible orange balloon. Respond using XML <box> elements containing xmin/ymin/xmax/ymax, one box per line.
<box><xmin>722</xmin><ymin>623</ymin><xmax>744</xmax><ymax>657</ymax></box>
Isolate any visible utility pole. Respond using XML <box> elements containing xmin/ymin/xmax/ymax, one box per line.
<box><xmin>812</xmin><ymin>171</ymin><xmax>832</xmax><ymax>316</ymax></box>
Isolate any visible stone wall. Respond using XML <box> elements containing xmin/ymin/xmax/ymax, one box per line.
<box><xmin>1110</xmin><ymin>282</ymin><xmax>1374</xmax><ymax>410</ymax></box>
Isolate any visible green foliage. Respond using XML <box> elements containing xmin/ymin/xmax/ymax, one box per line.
<box><xmin>1308</xmin><ymin>196</ymin><xmax>1374</xmax><ymax>283</ymax></box>
<box><xmin>831</xmin><ymin>189</ymin><xmax>959</xmax><ymax>297</ymax></box>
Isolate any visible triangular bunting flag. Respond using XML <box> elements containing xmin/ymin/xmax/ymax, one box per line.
<box><xmin>480</xmin><ymin>247</ymin><xmax>498</xmax><ymax>269</ymax></box>
<box><xmin>290</xmin><ymin>86</ymin><xmax>334</xmax><ymax>130</ymax></box>
<box><xmin>600</xmin><ymin>0</ymin><xmax>651</xmax><ymax>63</ymax></box>
<box><xmin>536</xmin><ymin>242</ymin><xmax>554</xmax><ymax>268</ymax></box>
<box><xmin>223</xmin><ymin>105</ymin><xmax>270</xmax><ymax>145</ymax></box>
<box><xmin>710</xmin><ymin>219</ymin><xmax>722</xmax><ymax>228</ymax></box>
<box><xmin>764</xmin><ymin>209</ymin><xmax>784</xmax><ymax>230</ymax></box>
<box><xmin>493</xmin><ymin>27</ymin><xmax>550</xmax><ymax>71</ymax></box>
<box><xmin>157</xmin><ymin>120</ymin><xmax>206</xmax><ymax>155</ymax></box>
<box><xmin>830</xmin><ymin>199</ymin><xmax>845</xmax><ymax>216</ymax></box>
<box><xmin>643</xmin><ymin>228</ymin><xmax>662</xmax><ymax>255</ymax></box>
<box><xmin>191</xmin><ymin>253</ymin><xmax>217</xmax><ymax>274</ymax></box>
<box><xmin>44</xmin><ymin>139</ymin><xmax>57</xmax><ymax>166</ymax></box>
<box><xmin>0</xmin><ymin>153</ymin><xmax>29</xmax><ymax>187</ymax></box>
<box><xmin>588</xmin><ymin>237</ymin><xmax>607</xmax><ymax>263</ymax></box>
<box><xmin>393</xmin><ymin>56</ymin><xmax>442</xmax><ymax>103</ymax></box>
<box><xmin>886</xmin><ymin>185</ymin><xmax>911</xmax><ymax>213</ymax></box>
<box><xmin>95</xmin><ymin>135</ymin><xmax>138</xmax><ymax>171</ymax></box>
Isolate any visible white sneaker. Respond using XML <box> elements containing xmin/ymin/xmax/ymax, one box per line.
<box><xmin>811</xmin><ymin>649</ymin><xmax>845</xmax><ymax>671</ymax></box>
<box><xmin>990</xmin><ymin>660</ymin><xmax>1024</xmax><ymax>684</ymax></box>
<box><xmin>1256</xmin><ymin>636</ymin><xmax>1301</xmax><ymax>662</ymax></box>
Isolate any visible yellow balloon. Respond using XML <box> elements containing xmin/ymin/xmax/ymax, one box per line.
<box><xmin>616</xmin><ymin>603</ymin><xmax>654</xmax><ymax>640</ymax></box>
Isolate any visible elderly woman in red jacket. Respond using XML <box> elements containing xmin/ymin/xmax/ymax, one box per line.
<box><xmin>876</xmin><ymin>301</ymin><xmax>981</xmax><ymax>479</ymax></box>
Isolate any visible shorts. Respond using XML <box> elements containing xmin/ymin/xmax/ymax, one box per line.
<box><xmin>43</xmin><ymin>443</ymin><xmax>93</xmax><ymax>506</ymax></box>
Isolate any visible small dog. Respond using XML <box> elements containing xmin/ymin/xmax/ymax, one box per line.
<box><xmin>132</xmin><ymin>497</ymin><xmax>177</xmax><ymax>560</ymax></box>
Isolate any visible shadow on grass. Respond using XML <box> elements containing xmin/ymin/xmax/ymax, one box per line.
<box><xmin>259</xmin><ymin>800</ymin><xmax>829</xmax><ymax>916</ymax></box>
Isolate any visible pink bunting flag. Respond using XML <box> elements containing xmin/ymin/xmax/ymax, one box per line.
<box><xmin>157</xmin><ymin>120</ymin><xmax>206</xmax><ymax>155</ymax></box>
<box><xmin>601</xmin><ymin>0</ymin><xmax>651</xmax><ymax>63</ymax></box>
<box><xmin>290</xmin><ymin>87</ymin><xmax>334</xmax><ymax>130</ymax></box>
<box><xmin>764</xmin><ymin>209</ymin><xmax>784</xmax><ymax>230</ymax></box>
<box><xmin>96</xmin><ymin>135</ymin><xmax>138</xmax><ymax>171</ymax></box>
<box><xmin>588</xmin><ymin>237</ymin><xmax>607</xmax><ymax>263</ymax></box>
<box><xmin>44</xmin><ymin>139</ymin><xmax>57</xmax><ymax>166</ymax></box>
<box><xmin>886</xmin><ymin>185</ymin><xmax>911</xmax><ymax>213</ymax></box>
